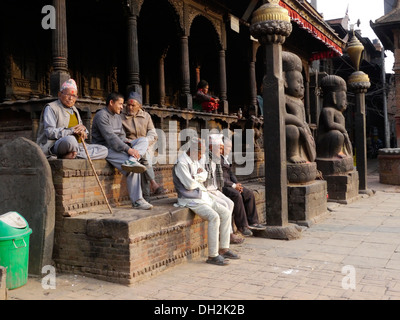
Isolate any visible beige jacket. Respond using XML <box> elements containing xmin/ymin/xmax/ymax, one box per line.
<box><xmin>120</xmin><ymin>108</ymin><xmax>157</xmax><ymax>148</ymax></box>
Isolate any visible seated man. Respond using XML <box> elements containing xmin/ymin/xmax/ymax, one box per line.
<box><xmin>121</xmin><ymin>91</ymin><xmax>168</xmax><ymax>202</ymax></box>
<box><xmin>202</xmin><ymin>134</ymin><xmax>244</xmax><ymax>244</ymax></box>
<box><xmin>36</xmin><ymin>79</ymin><xmax>108</xmax><ymax>160</ymax></box>
<box><xmin>91</xmin><ymin>92</ymin><xmax>152</xmax><ymax>210</ymax></box>
<box><xmin>173</xmin><ymin>137</ymin><xmax>239</xmax><ymax>266</ymax></box>
<box><xmin>221</xmin><ymin>138</ymin><xmax>266</xmax><ymax>234</ymax></box>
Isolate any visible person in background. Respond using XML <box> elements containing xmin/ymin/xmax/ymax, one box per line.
<box><xmin>195</xmin><ymin>80</ymin><xmax>219</xmax><ymax>113</ymax></box>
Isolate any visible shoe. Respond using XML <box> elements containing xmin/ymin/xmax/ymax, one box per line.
<box><xmin>206</xmin><ymin>255</ymin><xmax>229</xmax><ymax>266</ymax></box>
<box><xmin>121</xmin><ymin>160</ymin><xmax>147</xmax><ymax>173</ymax></box>
<box><xmin>248</xmin><ymin>223</ymin><xmax>267</xmax><ymax>231</ymax></box>
<box><xmin>133</xmin><ymin>198</ymin><xmax>153</xmax><ymax>210</ymax></box>
<box><xmin>238</xmin><ymin>227</ymin><xmax>253</xmax><ymax>237</ymax></box>
<box><xmin>220</xmin><ymin>250</ymin><xmax>240</xmax><ymax>260</ymax></box>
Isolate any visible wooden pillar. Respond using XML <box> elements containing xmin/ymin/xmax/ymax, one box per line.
<box><xmin>50</xmin><ymin>0</ymin><xmax>70</xmax><ymax>96</ymax></box>
<box><xmin>127</xmin><ymin>12</ymin><xmax>141</xmax><ymax>95</ymax></box>
<box><xmin>250</xmin><ymin>0</ymin><xmax>301</xmax><ymax>239</ymax></box>
<box><xmin>180</xmin><ymin>35</ymin><xmax>192</xmax><ymax>109</ymax></box>
<box><xmin>219</xmin><ymin>49</ymin><xmax>228</xmax><ymax>114</ymax></box>
<box><xmin>159</xmin><ymin>53</ymin><xmax>166</xmax><ymax>106</ymax></box>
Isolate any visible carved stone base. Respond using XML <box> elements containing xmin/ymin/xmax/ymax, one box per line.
<box><xmin>324</xmin><ymin>170</ymin><xmax>359</xmax><ymax>204</ymax></box>
<box><xmin>316</xmin><ymin>156</ymin><xmax>354</xmax><ymax>176</ymax></box>
<box><xmin>288</xmin><ymin>180</ymin><xmax>328</xmax><ymax>227</ymax></box>
<box><xmin>253</xmin><ymin>224</ymin><xmax>303</xmax><ymax>240</ymax></box>
<box><xmin>287</xmin><ymin>162</ymin><xmax>317</xmax><ymax>183</ymax></box>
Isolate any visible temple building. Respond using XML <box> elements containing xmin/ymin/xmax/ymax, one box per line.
<box><xmin>0</xmin><ymin>0</ymin><xmax>345</xmax><ymax>153</ymax></box>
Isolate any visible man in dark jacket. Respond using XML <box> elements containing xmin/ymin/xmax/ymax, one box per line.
<box><xmin>221</xmin><ymin>138</ymin><xmax>266</xmax><ymax>235</ymax></box>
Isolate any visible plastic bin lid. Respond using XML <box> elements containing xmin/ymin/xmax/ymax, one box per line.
<box><xmin>0</xmin><ymin>212</ymin><xmax>31</xmax><ymax>241</ymax></box>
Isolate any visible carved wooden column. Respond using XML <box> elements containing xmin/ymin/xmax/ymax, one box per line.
<box><xmin>180</xmin><ymin>35</ymin><xmax>192</xmax><ymax>109</ymax></box>
<box><xmin>347</xmin><ymin>33</ymin><xmax>371</xmax><ymax>194</ymax></box>
<box><xmin>219</xmin><ymin>49</ymin><xmax>228</xmax><ymax>115</ymax></box>
<box><xmin>249</xmin><ymin>59</ymin><xmax>258</xmax><ymax>114</ymax></box>
<box><xmin>159</xmin><ymin>50</ymin><xmax>166</xmax><ymax>107</ymax></box>
<box><xmin>127</xmin><ymin>12</ymin><xmax>141</xmax><ymax>95</ymax></box>
<box><xmin>50</xmin><ymin>0</ymin><xmax>70</xmax><ymax>96</ymax></box>
<box><xmin>250</xmin><ymin>0</ymin><xmax>301</xmax><ymax>239</ymax></box>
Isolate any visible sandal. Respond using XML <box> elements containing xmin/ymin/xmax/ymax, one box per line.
<box><xmin>206</xmin><ymin>255</ymin><xmax>229</xmax><ymax>266</ymax></box>
<box><xmin>152</xmin><ymin>186</ymin><xmax>168</xmax><ymax>195</ymax></box>
<box><xmin>220</xmin><ymin>250</ymin><xmax>240</xmax><ymax>260</ymax></box>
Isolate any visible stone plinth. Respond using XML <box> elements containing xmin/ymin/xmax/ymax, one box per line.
<box><xmin>317</xmin><ymin>157</ymin><xmax>359</xmax><ymax>204</ymax></box>
<box><xmin>288</xmin><ymin>180</ymin><xmax>328</xmax><ymax>227</ymax></box>
<box><xmin>378</xmin><ymin>148</ymin><xmax>400</xmax><ymax>185</ymax></box>
<box><xmin>287</xmin><ymin>162</ymin><xmax>317</xmax><ymax>184</ymax></box>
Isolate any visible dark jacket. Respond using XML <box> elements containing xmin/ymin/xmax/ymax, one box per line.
<box><xmin>221</xmin><ymin>155</ymin><xmax>238</xmax><ymax>187</ymax></box>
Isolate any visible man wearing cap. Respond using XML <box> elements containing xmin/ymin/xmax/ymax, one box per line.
<box><xmin>36</xmin><ymin>79</ymin><xmax>108</xmax><ymax>160</ymax></box>
<box><xmin>173</xmin><ymin>137</ymin><xmax>239</xmax><ymax>266</ymax></box>
<box><xmin>91</xmin><ymin>92</ymin><xmax>152</xmax><ymax>210</ymax></box>
<box><xmin>121</xmin><ymin>92</ymin><xmax>168</xmax><ymax>202</ymax></box>
<box><xmin>202</xmin><ymin>133</ymin><xmax>246</xmax><ymax>243</ymax></box>
<box><xmin>221</xmin><ymin>138</ymin><xmax>266</xmax><ymax>233</ymax></box>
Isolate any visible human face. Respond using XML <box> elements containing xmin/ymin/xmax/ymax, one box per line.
<box><xmin>202</xmin><ymin>85</ymin><xmax>209</xmax><ymax>94</ymax></box>
<box><xmin>125</xmin><ymin>99</ymin><xmax>141</xmax><ymax>116</ymax></box>
<box><xmin>58</xmin><ymin>88</ymin><xmax>78</xmax><ymax>108</ymax></box>
<box><xmin>223</xmin><ymin>141</ymin><xmax>232</xmax><ymax>156</ymax></box>
<box><xmin>108</xmin><ymin>98</ymin><xmax>124</xmax><ymax>115</ymax></box>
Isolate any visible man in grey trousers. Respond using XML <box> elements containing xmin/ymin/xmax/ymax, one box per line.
<box><xmin>91</xmin><ymin>92</ymin><xmax>152</xmax><ymax>210</ymax></box>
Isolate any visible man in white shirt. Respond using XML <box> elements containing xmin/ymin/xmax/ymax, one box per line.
<box><xmin>173</xmin><ymin>137</ymin><xmax>239</xmax><ymax>266</ymax></box>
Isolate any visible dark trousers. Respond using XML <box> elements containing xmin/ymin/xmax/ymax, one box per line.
<box><xmin>222</xmin><ymin>186</ymin><xmax>259</xmax><ymax>230</ymax></box>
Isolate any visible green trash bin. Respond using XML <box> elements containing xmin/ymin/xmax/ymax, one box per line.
<box><xmin>0</xmin><ymin>211</ymin><xmax>32</xmax><ymax>290</ymax></box>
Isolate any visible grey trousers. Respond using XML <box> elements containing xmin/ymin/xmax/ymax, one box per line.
<box><xmin>54</xmin><ymin>136</ymin><xmax>108</xmax><ymax>160</ymax></box>
<box><xmin>106</xmin><ymin>137</ymin><xmax>149</xmax><ymax>204</ymax></box>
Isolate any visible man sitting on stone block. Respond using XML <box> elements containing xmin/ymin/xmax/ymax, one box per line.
<box><xmin>173</xmin><ymin>137</ymin><xmax>240</xmax><ymax>266</ymax></box>
<box><xmin>91</xmin><ymin>92</ymin><xmax>152</xmax><ymax>210</ymax></box>
<box><xmin>221</xmin><ymin>138</ymin><xmax>266</xmax><ymax>236</ymax></box>
<box><xmin>121</xmin><ymin>91</ymin><xmax>168</xmax><ymax>202</ymax></box>
<box><xmin>36</xmin><ymin>78</ymin><xmax>108</xmax><ymax>160</ymax></box>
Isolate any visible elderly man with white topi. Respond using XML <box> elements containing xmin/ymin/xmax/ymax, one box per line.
<box><xmin>172</xmin><ymin>137</ymin><xmax>240</xmax><ymax>266</ymax></box>
<box><xmin>36</xmin><ymin>78</ymin><xmax>108</xmax><ymax>160</ymax></box>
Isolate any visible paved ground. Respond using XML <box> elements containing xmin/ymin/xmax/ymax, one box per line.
<box><xmin>7</xmin><ymin>159</ymin><xmax>400</xmax><ymax>300</ymax></box>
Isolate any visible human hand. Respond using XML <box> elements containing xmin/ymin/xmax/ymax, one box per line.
<box><xmin>128</xmin><ymin>148</ymin><xmax>140</xmax><ymax>159</ymax></box>
<box><xmin>74</xmin><ymin>124</ymin><xmax>87</xmax><ymax>140</ymax></box>
<box><xmin>197</xmin><ymin>168</ymin><xmax>203</xmax><ymax>174</ymax></box>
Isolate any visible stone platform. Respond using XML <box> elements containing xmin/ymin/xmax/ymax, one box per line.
<box><xmin>317</xmin><ymin>157</ymin><xmax>359</xmax><ymax>204</ymax></box>
<box><xmin>288</xmin><ymin>180</ymin><xmax>328</xmax><ymax>227</ymax></box>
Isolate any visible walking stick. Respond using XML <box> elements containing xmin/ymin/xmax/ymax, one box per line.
<box><xmin>81</xmin><ymin>139</ymin><xmax>113</xmax><ymax>214</ymax></box>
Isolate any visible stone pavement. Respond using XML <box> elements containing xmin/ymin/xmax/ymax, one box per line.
<box><xmin>7</xmin><ymin>159</ymin><xmax>400</xmax><ymax>300</ymax></box>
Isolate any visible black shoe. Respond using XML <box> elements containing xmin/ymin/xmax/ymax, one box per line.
<box><xmin>239</xmin><ymin>227</ymin><xmax>253</xmax><ymax>237</ymax></box>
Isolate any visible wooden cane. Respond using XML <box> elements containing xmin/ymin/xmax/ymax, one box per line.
<box><xmin>81</xmin><ymin>139</ymin><xmax>113</xmax><ymax>214</ymax></box>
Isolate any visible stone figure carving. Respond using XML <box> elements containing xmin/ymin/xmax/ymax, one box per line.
<box><xmin>283</xmin><ymin>51</ymin><xmax>316</xmax><ymax>164</ymax></box>
<box><xmin>317</xmin><ymin>75</ymin><xmax>353</xmax><ymax>159</ymax></box>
